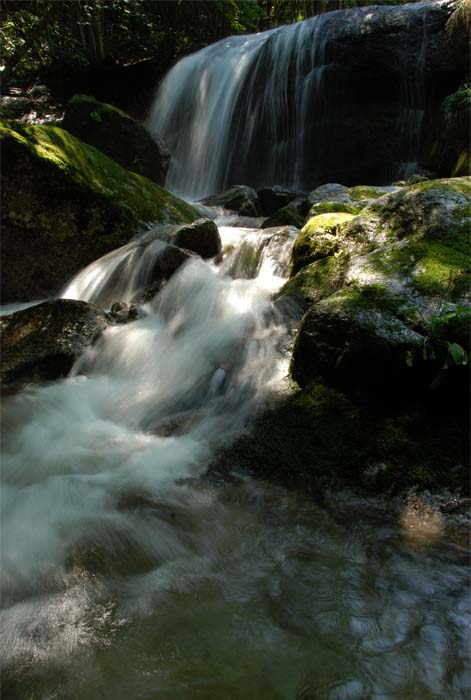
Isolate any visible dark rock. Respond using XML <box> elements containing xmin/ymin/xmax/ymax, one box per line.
<box><xmin>0</xmin><ymin>299</ymin><xmax>108</xmax><ymax>387</ymax></box>
<box><xmin>109</xmin><ymin>302</ymin><xmax>142</xmax><ymax>324</ymax></box>
<box><xmin>261</xmin><ymin>201</ymin><xmax>306</xmax><ymax>229</ymax></box>
<box><xmin>200</xmin><ymin>186</ymin><xmax>261</xmax><ymax>217</ymax></box>
<box><xmin>257</xmin><ymin>187</ymin><xmax>301</xmax><ymax>216</ymax></box>
<box><xmin>151</xmin><ymin>218</ymin><xmax>221</xmax><ymax>259</ymax></box>
<box><xmin>62</xmin><ymin>94</ymin><xmax>170</xmax><ymax>185</ymax></box>
<box><xmin>287</xmin><ymin>177</ymin><xmax>471</xmax><ymax>408</ymax></box>
<box><xmin>131</xmin><ymin>244</ymin><xmax>195</xmax><ymax>304</ymax></box>
<box><xmin>291</xmin><ymin>290</ymin><xmax>424</xmax><ymax>407</ymax></box>
<box><xmin>0</xmin><ymin>121</ymin><xmax>197</xmax><ymax>302</ymax></box>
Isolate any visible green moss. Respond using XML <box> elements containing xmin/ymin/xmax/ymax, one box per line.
<box><xmin>68</xmin><ymin>93</ymin><xmax>130</xmax><ymax>119</ymax></box>
<box><xmin>1</xmin><ymin>120</ymin><xmax>197</xmax><ymax>301</ymax></box>
<box><xmin>308</xmin><ymin>201</ymin><xmax>362</xmax><ymax>216</ymax></box>
<box><xmin>217</xmin><ymin>382</ymin><xmax>468</xmax><ymax>493</ymax></box>
<box><xmin>262</xmin><ymin>203</ymin><xmax>305</xmax><ymax>229</ymax></box>
<box><xmin>291</xmin><ymin>213</ymin><xmax>354</xmax><ymax>276</ymax></box>
<box><xmin>280</xmin><ymin>254</ymin><xmax>347</xmax><ymax>307</ymax></box>
<box><xmin>1</xmin><ymin>120</ymin><xmax>196</xmax><ymax>227</ymax></box>
<box><xmin>349</xmin><ymin>185</ymin><xmax>387</xmax><ymax>201</ymax></box>
<box><xmin>408</xmin><ymin>176</ymin><xmax>471</xmax><ymax>197</ymax></box>
<box><xmin>369</xmin><ymin>237</ymin><xmax>470</xmax><ymax>299</ymax></box>
<box><xmin>301</xmin><ymin>212</ymin><xmax>354</xmax><ymax>236</ymax></box>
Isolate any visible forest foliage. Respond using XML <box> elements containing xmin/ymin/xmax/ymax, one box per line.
<box><xmin>1</xmin><ymin>0</ymin><xmax>423</xmax><ymax>89</ymax></box>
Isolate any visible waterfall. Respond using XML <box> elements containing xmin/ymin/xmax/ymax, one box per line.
<box><xmin>147</xmin><ymin>1</ymin><xmax>442</xmax><ymax>199</ymax></box>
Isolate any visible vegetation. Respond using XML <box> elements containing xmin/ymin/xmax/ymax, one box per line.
<box><xmin>0</xmin><ymin>0</ymin><xmax>426</xmax><ymax>91</ymax></box>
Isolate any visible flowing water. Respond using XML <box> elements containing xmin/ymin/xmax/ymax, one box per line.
<box><xmin>147</xmin><ymin>2</ymin><xmax>438</xmax><ymax>199</ymax></box>
<box><xmin>1</xmin><ymin>217</ymin><xmax>469</xmax><ymax>699</ymax></box>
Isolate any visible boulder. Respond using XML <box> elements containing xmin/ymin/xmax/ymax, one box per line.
<box><xmin>257</xmin><ymin>186</ymin><xmax>301</xmax><ymax>216</ymax></box>
<box><xmin>62</xmin><ymin>94</ymin><xmax>170</xmax><ymax>186</ymax></box>
<box><xmin>200</xmin><ymin>186</ymin><xmax>261</xmax><ymax>217</ymax></box>
<box><xmin>291</xmin><ymin>212</ymin><xmax>355</xmax><ymax>276</ymax></box>
<box><xmin>0</xmin><ymin>121</ymin><xmax>198</xmax><ymax>302</ymax></box>
<box><xmin>306</xmin><ymin>183</ymin><xmax>393</xmax><ymax>219</ymax></box>
<box><xmin>286</xmin><ymin>178</ymin><xmax>471</xmax><ymax>405</ymax></box>
<box><xmin>131</xmin><ymin>243</ymin><xmax>196</xmax><ymax>304</ymax></box>
<box><xmin>0</xmin><ymin>299</ymin><xmax>108</xmax><ymax>387</ymax></box>
<box><xmin>150</xmin><ymin>218</ymin><xmax>221</xmax><ymax>259</ymax></box>
<box><xmin>291</xmin><ymin>289</ymin><xmax>425</xmax><ymax>405</ymax></box>
<box><xmin>261</xmin><ymin>202</ymin><xmax>306</xmax><ymax>230</ymax></box>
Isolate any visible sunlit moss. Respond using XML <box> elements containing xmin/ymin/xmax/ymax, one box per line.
<box><xmin>291</xmin><ymin>213</ymin><xmax>354</xmax><ymax>275</ymax></box>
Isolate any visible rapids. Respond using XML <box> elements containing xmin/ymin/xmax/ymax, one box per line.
<box><xmin>1</xmin><ymin>216</ymin><xmax>469</xmax><ymax>699</ymax></box>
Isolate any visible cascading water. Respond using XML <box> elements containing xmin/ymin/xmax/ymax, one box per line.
<box><xmin>1</xmin><ymin>214</ymin><xmax>469</xmax><ymax>698</ymax></box>
<box><xmin>147</xmin><ymin>2</ymin><xmax>442</xmax><ymax>199</ymax></box>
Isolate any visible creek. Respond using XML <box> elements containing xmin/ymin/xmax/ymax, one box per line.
<box><xmin>1</xmin><ymin>213</ymin><xmax>469</xmax><ymax>699</ymax></box>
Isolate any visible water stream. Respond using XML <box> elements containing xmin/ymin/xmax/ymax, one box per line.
<box><xmin>147</xmin><ymin>2</ymin><xmax>438</xmax><ymax>199</ymax></box>
<box><xmin>1</xmin><ymin>216</ymin><xmax>469</xmax><ymax>699</ymax></box>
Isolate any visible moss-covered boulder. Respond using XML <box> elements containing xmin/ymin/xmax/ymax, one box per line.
<box><xmin>291</xmin><ymin>288</ymin><xmax>425</xmax><ymax>405</ymax></box>
<box><xmin>0</xmin><ymin>299</ymin><xmax>108</xmax><ymax>387</ymax></box>
<box><xmin>200</xmin><ymin>185</ymin><xmax>261</xmax><ymax>217</ymax></box>
<box><xmin>291</xmin><ymin>212</ymin><xmax>355</xmax><ymax>276</ymax></box>
<box><xmin>261</xmin><ymin>202</ymin><xmax>306</xmax><ymax>230</ymax></box>
<box><xmin>287</xmin><ymin>177</ymin><xmax>471</xmax><ymax>406</ymax></box>
<box><xmin>306</xmin><ymin>183</ymin><xmax>394</xmax><ymax>220</ymax></box>
<box><xmin>62</xmin><ymin>94</ymin><xmax>170</xmax><ymax>185</ymax></box>
<box><xmin>150</xmin><ymin>218</ymin><xmax>221</xmax><ymax>259</ymax></box>
<box><xmin>215</xmin><ymin>382</ymin><xmax>469</xmax><ymax>495</ymax></box>
<box><xmin>1</xmin><ymin>121</ymin><xmax>198</xmax><ymax>302</ymax></box>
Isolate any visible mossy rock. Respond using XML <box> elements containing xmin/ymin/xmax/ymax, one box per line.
<box><xmin>214</xmin><ymin>382</ymin><xmax>469</xmax><ymax>495</ymax></box>
<box><xmin>279</xmin><ymin>255</ymin><xmax>347</xmax><ymax>309</ymax></box>
<box><xmin>62</xmin><ymin>94</ymin><xmax>170</xmax><ymax>185</ymax></box>
<box><xmin>1</xmin><ymin>121</ymin><xmax>198</xmax><ymax>302</ymax></box>
<box><xmin>261</xmin><ymin>202</ymin><xmax>305</xmax><ymax>229</ymax></box>
<box><xmin>306</xmin><ymin>183</ymin><xmax>392</xmax><ymax>220</ymax></box>
<box><xmin>291</xmin><ymin>288</ymin><xmax>426</xmax><ymax>406</ymax></box>
<box><xmin>308</xmin><ymin>201</ymin><xmax>362</xmax><ymax>216</ymax></box>
<box><xmin>0</xmin><ymin>299</ymin><xmax>109</xmax><ymax>387</ymax></box>
<box><xmin>291</xmin><ymin>212</ymin><xmax>355</xmax><ymax>276</ymax></box>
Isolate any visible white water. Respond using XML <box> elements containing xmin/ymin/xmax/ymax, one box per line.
<box><xmin>1</xmin><ymin>224</ymin><xmax>294</xmax><ymax>601</ymax></box>
<box><xmin>147</xmin><ymin>2</ymin><xmax>437</xmax><ymax>199</ymax></box>
<box><xmin>1</xmin><ymin>220</ymin><xmax>469</xmax><ymax>698</ymax></box>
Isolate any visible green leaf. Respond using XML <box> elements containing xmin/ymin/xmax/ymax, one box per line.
<box><xmin>447</xmin><ymin>342</ymin><xmax>469</xmax><ymax>366</ymax></box>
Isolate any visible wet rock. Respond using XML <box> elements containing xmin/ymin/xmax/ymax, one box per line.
<box><xmin>290</xmin><ymin>212</ymin><xmax>355</xmax><ymax>276</ymax></box>
<box><xmin>0</xmin><ymin>299</ymin><xmax>108</xmax><ymax>387</ymax></box>
<box><xmin>291</xmin><ymin>289</ymin><xmax>425</xmax><ymax>406</ymax></box>
<box><xmin>261</xmin><ymin>201</ymin><xmax>306</xmax><ymax>230</ymax></box>
<box><xmin>306</xmin><ymin>183</ymin><xmax>393</xmax><ymax>219</ymax></box>
<box><xmin>0</xmin><ymin>121</ymin><xmax>198</xmax><ymax>302</ymax></box>
<box><xmin>131</xmin><ymin>244</ymin><xmax>196</xmax><ymax>304</ymax></box>
<box><xmin>200</xmin><ymin>185</ymin><xmax>261</xmax><ymax>217</ymax></box>
<box><xmin>257</xmin><ymin>186</ymin><xmax>301</xmax><ymax>216</ymax></box>
<box><xmin>286</xmin><ymin>177</ymin><xmax>471</xmax><ymax>406</ymax></box>
<box><xmin>109</xmin><ymin>302</ymin><xmax>142</xmax><ymax>324</ymax></box>
<box><xmin>151</xmin><ymin>218</ymin><xmax>221</xmax><ymax>259</ymax></box>
<box><xmin>62</xmin><ymin>94</ymin><xmax>170</xmax><ymax>185</ymax></box>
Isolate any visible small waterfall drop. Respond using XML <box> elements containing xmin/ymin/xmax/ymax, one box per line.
<box><xmin>147</xmin><ymin>1</ymin><xmax>441</xmax><ymax>198</ymax></box>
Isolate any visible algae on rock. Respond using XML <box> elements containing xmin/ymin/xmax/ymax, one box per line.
<box><xmin>1</xmin><ymin>121</ymin><xmax>198</xmax><ymax>302</ymax></box>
